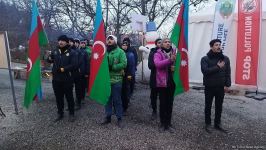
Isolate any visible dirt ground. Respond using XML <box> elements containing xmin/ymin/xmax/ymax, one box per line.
<box><xmin>0</xmin><ymin>69</ymin><xmax>266</xmax><ymax>150</ymax></box>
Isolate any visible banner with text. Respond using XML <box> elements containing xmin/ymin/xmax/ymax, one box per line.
<box><xmin>212</xmin><ymin>0</ymin><xmax>236</xmax><ymax>51</ymax></box>
<box><xmin>236</xmin><ymin>0</ymin><xmax>261</xmax><ymax>85</ymax></box>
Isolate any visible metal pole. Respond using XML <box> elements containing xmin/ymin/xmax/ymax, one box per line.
<box><xmin>256</xmin><ymin>0</ymin><xmax>262</xmax><ymax>95</ymax></box>
<box><xmin>4</xmin><ymin>31</ymin><xmax>18</xmax><ymax>115</ymax></box>
<box><xmin>105</xmin><ymin>0</ymin><xmax>109</xmax><ymax>33</ymax></box>
<box><xmin>141</xmin><ymin>32</ymin><xmax>144</xmax><ymax>81</ymax></box>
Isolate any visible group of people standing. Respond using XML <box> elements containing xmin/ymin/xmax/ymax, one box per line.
<box><xmin>47</xmin><ymin>34</ymin><xmax>231</xmax><ymax>134</ymax></box>
<box><xmin>147</xmin><ymin>38</ymin><xmax>231</xmax><ymax>133</ymax></box>
<box><xmin>46</xmin><ymin>34</ymin><xmax>137</xmax><ymax>125</ymax></box>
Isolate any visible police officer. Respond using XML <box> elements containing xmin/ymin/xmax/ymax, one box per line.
<box><xmin>80</xmin><ymin>39</ymin><xmax>91</xmax><ymax>92</ymax></box>
<box><xmin>73</xmin><ymin>39</ymin><xmax>89</xmax><ymax>110</ymax></box>
<box><xmin>74</xmin><ymin>39</ymin><xmax>80</xmax><ymax>49</ymax></box>
<box><xmin>47</xmin><ymin>35</ymin><xmax>77</xmax><ymax>122</ymax></box>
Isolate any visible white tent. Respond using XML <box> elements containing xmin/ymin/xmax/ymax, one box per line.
<box><xmin>189</xmin><ymin>1</ymin><xmax>266</xmax><ymax>92</ymax></box>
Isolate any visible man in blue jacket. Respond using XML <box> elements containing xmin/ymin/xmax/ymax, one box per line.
<box><xmin>123</xmin><ymin>37</ymin><xmax>138</xmax><ymax>97</ymax></box>
<box><xmin>121</xmin><ymin>41</ymin><xmax>136</xmax><ymax>115</ymax></box>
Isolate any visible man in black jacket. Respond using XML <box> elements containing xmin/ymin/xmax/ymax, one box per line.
<box><xmin>47</xmin><ymin>35</ymin><xmax>77</xmax><ymax>122</ymax></box>
<box><xmin>148</xmin><ymin>38</ymin><xmax>161</xmax><ymax>120</ymax></box>
<box><xmin>201</xmin><ymin>39</ymin><xmax>231</xmax><ymax>133</ymax></box>
<box><xmin>74</xmin><ymin>39</ymin><xmax>89</xmax><ymax>110</ymax></box>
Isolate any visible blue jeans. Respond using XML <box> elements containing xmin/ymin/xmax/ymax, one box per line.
<box><xmin>105</xmin><ymin>82</ymin><xmax>123</xmax><ymax>119</ymax></box>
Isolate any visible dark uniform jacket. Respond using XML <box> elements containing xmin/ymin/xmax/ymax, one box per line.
<box><xmin>78</xmin><ymin>47</ymin><xmax>89</xmax><ymax>76</ymax></box>
<box><xmin>201</xmin><ymin>50</ymin><xmax>231</xmax><ymax>87</ymax></box>
<box><xmin>148</xmin><ymin>47</ymin><xmax>159</xmax><ymax>88</ymax></box>
<box><xmin>47</xmin><ymin>46</ymin><xmax>77</xmax><ymax>82</ymax></box>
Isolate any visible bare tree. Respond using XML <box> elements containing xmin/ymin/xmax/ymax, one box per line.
<box><xmin>127</xmin><ymin>0</ymin><xmax>208</xmax><ymax>30</ymax></box>
<box><xmin>1</xmin><ymin>0</ymin><xmax>210</xmax><ymax>43</ymax></box>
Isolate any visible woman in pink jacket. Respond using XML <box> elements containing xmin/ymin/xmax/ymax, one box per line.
<box><xmin>153</xmin><ymin>38</ymin><xmax>176</xmax><ymax>133</ymax></box>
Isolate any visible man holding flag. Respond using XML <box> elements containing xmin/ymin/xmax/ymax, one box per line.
<box><xmin>100</xmin><ymin>35</ymin><xmax>127</xmax><ymax>128</ymax></box>
<box><xmin>88</xmin><ymin>0</ymin><xmax>126</xmax><ymax>128</ymax></box>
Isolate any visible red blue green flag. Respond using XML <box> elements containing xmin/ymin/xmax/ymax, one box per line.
<box><xmin>24</xmin><ymin>0</ymin><xmax>48</xmax><ymax>108</ymax></box>
<box><xmin>170</xmin><ymin>0</ymin><xmax>189</xmax><ymax>96</ymax></box>
<box><xmin>88</xmin><ymin>0</ymin><xmax>111</xmax><ymax>105</ymax></box>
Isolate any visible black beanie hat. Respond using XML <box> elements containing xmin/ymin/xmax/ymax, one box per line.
<box><xmin>122</xmin><ymin>41</ymin><xmax>129</xmax><ymax>46</ymax></box>
<box><xmin>123</xmin><ymin>37</ymin><xmax>131</xmax><ymax>45</ymax></box>
<box><xmin>68</xmin><ymin>38</ymin><xmax>75</xmax><ymax>43</ymax></box>
<box><xmin>155</xmin><ymin>38</ymin><xmax>162</xmax><ymax>45</ymax></box>
<box><xmin>57</xmin><ymin>35</ymin><xmax>69</xmax><ymax>43</ymax></box>
<box><xmin>74</xmin><ymin>38</ymin><xmax>80</xmax><ymax>44</ymax></box>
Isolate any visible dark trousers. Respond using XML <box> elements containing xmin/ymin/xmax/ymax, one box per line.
<box><xmin>52</xmin><ymin>80</ymin><xmax>75</xmax><ymax>115</ymax></box>
<box><xmin>74</xmin><ymin>75</ymin><xmax>86</xmax><ymax>105</ymax></box>
<box><xmin>122</xmin><ymin>78</ymin><xmax>131</xmax><ymax>112</ymax></box>
<box><xmin>204</xmin><ymin>86</ymin><xmax>225</xmax><ymax>126</ymax></box>
<box><xmin>158</xmin><ymin>87</ymin><xmax>175</xmax><ymax>128</ymax></box>
<box><xmin>150</xmin><ymin>87</ymin><xmax>158</xmax><ymax>113</ymax></box>
<box><xmin>129</xmin><ymin>75</ymin><xmax>135</xmax><ymax>97</ymax></box>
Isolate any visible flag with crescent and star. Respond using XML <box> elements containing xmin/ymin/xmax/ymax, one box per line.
<box><xmin>170</xmin><ymin>0</ymin><xmax>189</xmax><ymax>96</ymax></box>
<box><xmin>23</xmin><ymin>0</ymin><xmax>48</xmax><ymax>108</ymax></box>
<box><xmin>88</xmin><ymin>0</ymin><xmax>111</xmax><ymax>105</ymax></box>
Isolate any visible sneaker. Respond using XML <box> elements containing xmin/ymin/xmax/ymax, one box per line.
<box><xmin>151</xmin><ymin>112</ymin><xmax>157</xmax><ymax>120</ymax></box>
<box><xmin>169</xmin><ymin>124</ymin><xmax>175</xmax><ymax>130</ymax></box>
<box><xmin>101</xmin><ymin>117</ymin><xmax>111</xmax><ymax>125</ymax></box>
<box><xmin>81</xmin><ymin>99</ymin><xmax>85</xmax><ymax>104</ymax></box>
<box><xmin>123</xmin><ymin>111</ymin><xmax>128</xmax><ymax>116</ymax></box>
<box><xmin>117</xmin><ymin>119</ymin><xmax>124</xmax><ymax>128</ymax></box>
<box><xmin>158</xmin><ymin>125</ymin><xmax>165</xmax><ymax>133</ymax></box>
<box><xmin>68</xmin><ymin>115</ymin><xmax>75</xmax><ymax>122</ymax></box>
<box><xmin>75</xmin><ymin>104</ymin><xmax>81</xmax><ymax>110</ymax></box>
<box><xmin>205</xmin><ymin>124</ymin><xmax>212</xmax><ymax>133</ymax></box>
<box><xmin>165</xmin><ymin>126</ymin><xmax>175</xmax><ymax>134</ymax></box>
<box><xmin>214</xmin><ymin>125</ymin><xmax>228</xmax><ymax>133</ymax></box>
<box><xmin>54</xmin><ymin>114</ymin><xmax>64</xmax><ymax>122</ymax></box>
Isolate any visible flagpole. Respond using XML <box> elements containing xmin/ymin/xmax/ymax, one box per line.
<box><xmin>256</xmin><ymin>0</ymin><xmax>262</xmax><ymax>94</ymax></box>
<box><xmin>4</xmin><ymin>31</ymin><xmax>18</xmax><ymax>115</ymax></box>
<box><xmin>141</xmin><ymin>31</ymin><xmax>144</xmax><ymax>81</ymax></box>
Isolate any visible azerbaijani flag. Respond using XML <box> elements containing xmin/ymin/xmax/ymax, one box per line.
<box><xmin>88</xmin><ymin>0</ymin><xmax>111</xmax><ymax>105</ymax></box>
<box><xmin>170</xmin><ymin>0</ymin><xmax>189</xmax><ymax>96</ymax></box>
<box><xmin>24</xmin><ymin>0</ymin><xmax>48</xmax><ymax>108</ymax></box>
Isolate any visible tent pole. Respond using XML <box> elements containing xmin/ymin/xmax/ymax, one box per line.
<box><xmin>4</xmin><ymin>31</ymin><xmax>18</xmax><ymax>115</ymax></box>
